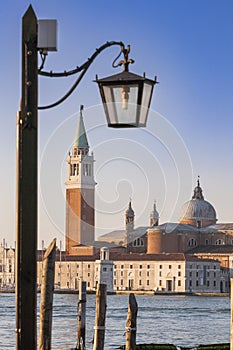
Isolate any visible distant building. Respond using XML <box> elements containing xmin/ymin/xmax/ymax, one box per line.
<box><xmin>98</xmin><ymin>179</ymin><xmax>233</xmax><ymax>268</ymax></box>
<box><xmin>147</xmin><ymin>179</ymin><xmax>233</xmax><ymax>256</ymax></box>
<box><xmin>36</xmin><ymin>250</ymin><xmax>227</xmax><ymax>293</ymax></box>
<box><xmin>65</xmin><ymin>107</ymin><xmax>96</xmax><ymax>254</ymax></box>
<box><xmin>0</xmin><ymin>242</ymin><xmax>15</xmax><ymax>288</ymax></box>
<box><xmin>0</xmin><ymin>242</ymin><xmax>228</xmax><ymax>294</ymax></box>
<box><xmin>2</xmin><ymin>112</ymin><xmax>233</xmax><ymax>295</ymax></box>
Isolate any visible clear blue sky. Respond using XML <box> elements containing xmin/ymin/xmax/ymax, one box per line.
<box><xmin>0</xmin><ymin>0</ymin><xmax>232</xmax><ymax>248</ymax></box>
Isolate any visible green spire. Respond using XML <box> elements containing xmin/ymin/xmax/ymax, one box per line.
<box><xmin>73</xmin><ymin>105</ymin><xmax>89</xmax><ymax>149</ymax></box>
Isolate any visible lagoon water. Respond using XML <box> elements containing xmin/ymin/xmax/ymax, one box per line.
<box><xmin>0</xmin><ymin>293</ymin><xmax>230</xmax><ymax>349</ymax></box>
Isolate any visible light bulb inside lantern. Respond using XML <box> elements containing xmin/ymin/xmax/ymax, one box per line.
<box><xmin>121</xmin><ymin>86</ymin><xmax>130</xmax><ymax>110</ymax></box>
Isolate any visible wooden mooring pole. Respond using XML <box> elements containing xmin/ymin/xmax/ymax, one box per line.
<box><xmin>77</xmin><ymin>280</ymin><xmax>86</xmax><ymax>349</ymax></box>
<box><xmin>93</xmin><ymin>283</ymin><xmax>107</xmax><ymax>350</ymax></box>
<box><xmin>125</xmin><ymin>293</ymin><xmax>138</xmax><ymax>350</ymax></box>
<box><xmin>39</xmin><ymin>239</ymin><xmax>56</xmax><ymax>350</ymax></box>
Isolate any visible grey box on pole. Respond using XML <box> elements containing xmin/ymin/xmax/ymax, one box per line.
<box><xmin>38</xmin><ymin>20</ymin><xmax>57</xmax><ymax>51</ymax></box>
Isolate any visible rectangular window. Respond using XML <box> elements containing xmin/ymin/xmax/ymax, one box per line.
<box><xmin>147</xmin><ymin>265</ymin><xmax>150</xmax><ymax>269</ymax></box>
<box><xmin>159</xmin><ymin>271</ymin><xmax>162</xmax><ymax>277</ymax></box>
<box><xmin>147</xmin><ymin>280</ymin><xmax>150</xmax><ymax>286</ymax></box>
<box><xmin>214</xmin><ymin>280</ymin><xmax>216</xmax><ymax>287</ymax></box>
<box><xmin>121</xmin><ymin>279</ymin><xmax>123</xmax><ymax>286</ymax></box>
<box><xmin>159</xmin><ymin>280</ymin><xmax>162</xmax><ymax>286</ymax></box>
<box><xmin>159</xmin><ymin>265</ymin><xmax>162</xmax><ymax>269</ymax></box>
<box><xmin>178</xmin><ymin>271</ymin><xmax>181</xmax><ymax>277</ymax></box>
<box><xmin>121</xmin><ymin>271</ymin><xmax>124</xmax><ymax>276</ymax></box>
<box><xmin>121</xmin><ymin>265</ymin><xmax>124</xmax><ymax>269</ymax></box>
<box><xmin>114</xmin><ymin>280</ymin><xmax>116</xmax><ymax>285</ymax></box>
<box><xmin>114</xmin><ymin>265</ymin><xmax>117</xmax><ymax>269</ymax></box>
<box><xmin>169</xmin><ymin>265</ymin><xmax>172</xmax><ymax>269</ymax></box>
<box><xmin>114</xmin><ymin>271</ymin><xmax>116</xmax><ymax>276</ymax></box>
<box><xmin>130</xmin><ymin>265</ymin><xmax>133</xmax><ymax>269</ymax></box>
<box><xmin>103</xmin><ymin>267</ymin><xmax>107</xmax><ymax>272</ymax></box>
<box><xmin>139</xmin><ymin>264</ymin><xmax>142</xmax><ymax>269</ymax></box>
<box><xmin>189</xmin><ymin>271</ymin><xmax>192</xmax><ymax>277</ymax></box>
<box><xmin>87</xmin><ymin>272</ymin><xmax>90</xmax><ymax>277</ymax></box>
<box><xmin>178</xmin><ymin>280</ymin><xmax>181</xmax><ymax>286</ymax></box>
<box><xmin>139</xmin><ymin>271</ymin><xmax>142</xmax><ymax>277</ymax></box>
<box><xmin>88</xmin><ymin>264</ymin><xmax>91</xmax><ymax>269</ymax></box>
<box><xmin>139</xmin><ymin>280</ymin><xmax>142</xmax><ymax>286</ymax></box>
<box><xmin>147</xmin><ymin>271</ymin><xmax>150</xmax><ymax>277</ymax></box>
<box><xmin>178</xmin><ymin>265</ymin><xmax>181</xmax><ymax>269</ymax></box>
<box><xmin>196</xmin><ymin>280</ymin><xmax>199</xmax><ymax>286</ymax></box>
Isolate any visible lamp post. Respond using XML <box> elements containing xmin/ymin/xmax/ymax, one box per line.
<box><xmin>16</xmin><ymin>5</ymin><xmax>157</xmax><ymax>350</ymax></box>
<box><xmin>16</xmin><ymin>6</ymin><xmax>37</xmax><ymax>350</ymax></box>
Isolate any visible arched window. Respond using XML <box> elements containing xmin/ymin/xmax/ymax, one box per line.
<box><xmin>133</xmin><ymin>238</ymin><xmax>144</xmax><ymax>247</ymax></box>
<box><xmin>215</xmin><ymin>239</ymin><xmax>224</xmax><ymax>245</ymax></box>
<box><xmin>188</xmin><ymin>238</ymin><xmax>197</xmax><ymax>247</ymax></box>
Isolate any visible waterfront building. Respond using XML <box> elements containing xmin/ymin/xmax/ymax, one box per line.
<box><xmin>35</xmin><ymin>250</ymin><xmax>226</xmax><ymax>293</ymax></box>
<box><xmin>95</xmin><ymin>247</ymin><xmax>114</xmax><ymax>292</ymax></box>
<box><xmin>0</xmin><ymin>242</ymin><xmax>228</xmax><ymax>293</ymax></box>
<box><xmin>0</xmin><ymin>242</ymin><xmax>15</xmax><ymax>289</ymax></box>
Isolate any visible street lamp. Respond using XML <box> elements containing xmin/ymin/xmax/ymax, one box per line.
<box><xmin>16</xmin><ymin>5</ymin><xmax>158</xmax><ymax>350</ymax></box>
<box><xmin>95</xmin><ymin>45</ymin><xmax>157</xmax><ymax>127</ymax></box>
<box><xmin>38</xmin><ymin>40</ymin><xmax>157</xmax><ymax>126</ymax></box>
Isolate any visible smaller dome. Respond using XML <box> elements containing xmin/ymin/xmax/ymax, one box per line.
<box><xmin>151</xmin><ymin>201</ymin><xmax>159</xmax><ymax>219</ymax></box>
<box><xmin>125</xmin><ymin>201</ymin><xmax>134</xmax><ymax>217</ymax></box>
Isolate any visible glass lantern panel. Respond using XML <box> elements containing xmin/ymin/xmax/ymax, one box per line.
<box><xmin>103</xmin><ymin>84</ymin><xmax>139</xmax><ymax>126</ymax></box>
<box><xmin>139</xmin><ymin>83</ymin><xmax>153</xmax><ymax>126</ymax></box>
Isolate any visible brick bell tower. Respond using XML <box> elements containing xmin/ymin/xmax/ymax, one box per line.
<box><xmin>65</xmin><ymin>106</ymin><xmax>96</xmax><ymax>253</ymax></box>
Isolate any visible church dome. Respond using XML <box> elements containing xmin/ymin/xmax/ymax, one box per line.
<box><xmin>179</xmin><ymin>178</ymin><xmax>217</xmax><ymax>228</ymax></box>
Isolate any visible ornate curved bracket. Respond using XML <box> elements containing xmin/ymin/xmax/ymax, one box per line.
<box><xmin>38</xmin><ymin>41</ymin><xmax>133</xmax><ymax>110</ymax></box>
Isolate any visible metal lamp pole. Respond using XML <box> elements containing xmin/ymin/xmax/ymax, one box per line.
<box><xmin>16</xmin><ymin>6</ymin><xmax>38</xmax><ymax>350</ymax></box>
